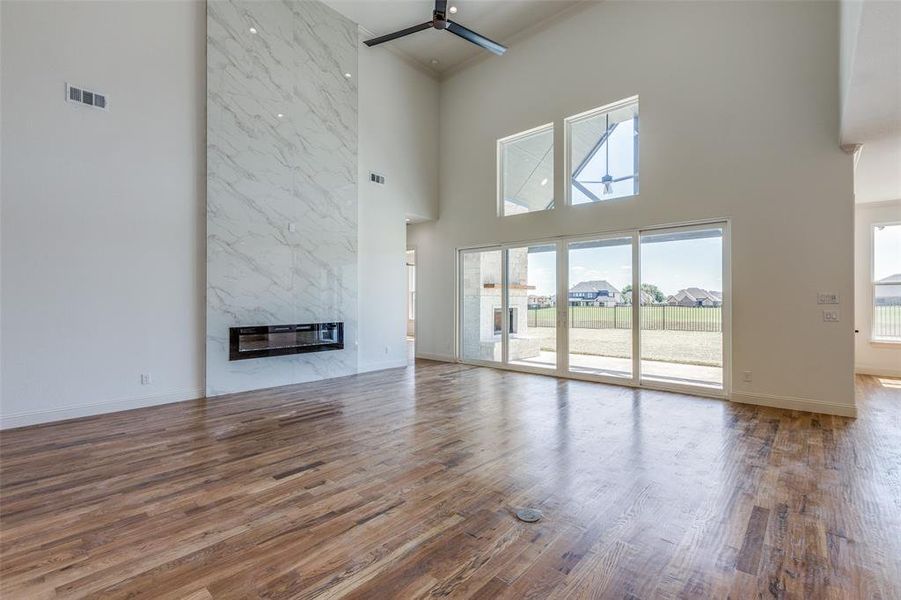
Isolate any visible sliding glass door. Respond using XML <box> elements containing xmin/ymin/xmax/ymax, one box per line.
<box><xmin>567</xmin><ymin>236</ymin><xmax>635</xmax><ymax>380</ymax></box>
<box><xmin>458</xmin><ymin>222</ymin><xmax>728</xmax><ymax>394</ymax></box>
<box><xmin>460</xmin><ymin>249</ymin><xmax>503</xmax><ymax>363</ymax></box>
<box><xmin>639</xmin><ymin>225</ymin><xmax>725</xmax><ymax>389</ymax></box>
<box><xmin>507</xmin><ymin>243</ymin><xmax>557</xmax><ymax>370</ymax></box>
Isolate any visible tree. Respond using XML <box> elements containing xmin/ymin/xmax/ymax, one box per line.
<box><xmin>622</xmin><ymin>283</ymin><xmax>665</xmax><ymax>304</ymax></box>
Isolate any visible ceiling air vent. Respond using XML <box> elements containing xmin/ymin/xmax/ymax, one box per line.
<box><xmin>66</xmin><ymin>83</ymin><xmax>109</xmax><ymax>111</ymax></box>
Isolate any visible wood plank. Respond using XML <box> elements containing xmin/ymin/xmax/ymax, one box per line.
<box><xmin>0</xmin><ymin>364</ymin><xmax>898</xmax><ymax>598</ymax></box>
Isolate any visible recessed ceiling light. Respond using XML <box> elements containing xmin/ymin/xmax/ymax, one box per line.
<box><xmin>540</xmin><ymin>178</ymin><xmax>548</xmax><ymax>186</ymax></box>
<box><xmin>249</xmin><ymin>27</ymin><xmax>257</xmax><ymax>34</ymax></box>
<box><xmin>277</xmin><ymin>113</ymin><xmax>284</xmax><ymax>119</ymax></box>
<box><xmin>430</xmin><ymin>58</ymin><xmax>440</xmax><ymax>66</ymax></box>
<box><xmin>449</xmin><ymin>6</ymin><xmax>458</xmax><ymax>14</ymax></box>
<box><xmin>344</xmin><ymin>72</ymin><xmax>352</xmax><ymax>79</ymax></box>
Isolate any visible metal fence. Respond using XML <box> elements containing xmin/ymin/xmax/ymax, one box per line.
<box><xmin>527</xmin><ymin>305</ymin><xmax>722</xmax><ymax>332</ymax></box>
<box><xmin>875</xmin><ymin>305</ymin><xmax>901</xmax><ymax>339</ymax></box>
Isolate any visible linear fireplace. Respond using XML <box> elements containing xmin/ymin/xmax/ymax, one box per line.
<box><xmin>229</xmin><ymin>322</ymin><xmax>344</xmax><ymax>361</ymax></box>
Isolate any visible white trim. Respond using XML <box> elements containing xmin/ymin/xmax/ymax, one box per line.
<box><xmin>870</xmin><ymin>220</ymin><xmax>901</xmax><ymax>342</ymax></box>
<box><xmin>855</xmin><ymin>365</ymin><xmax>901</xmax><ymax>378</ymax></box>
<box><xmin>731</xmin><ymin>392</ymin><xmax>857</xmax><ymax>418</ymax></box>
<box><xmin>356</xmin><ymin>25</ymin><xmax>439</xmax><ymax>81</ymax></box>
<box><xmin>564</xmin><ymin>95</ymin><xmax>639</xmax><ymax>208</ymax></box>
<box><xmin>857</xmin><ymin>198</ymin><xmax>901</xmax><ymax>210</ymax></box>
<box><xmin>415</xmin><ymin>352</ymin><xmax>457</xmax><ymax>363</ymax></box>
<box><xmin>497</xmin><ymin>122</ymin><xmax>555</xmax><ymax>218</ymax></box>
<box><xmin>358</xmin><ymin>359</ymin><xmax>409</xmax><ymax>374</ymax></box>
<box><xmin>0</xmin><ymin>386</ymin><xmax>204</xmax><ymax>430</ymax></box>
<box><xmin>455</xmin><ymin>218</ymin><xmax>732</xmax><ymax>399</ymax></box>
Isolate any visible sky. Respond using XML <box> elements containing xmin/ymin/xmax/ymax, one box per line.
<box><xmin>525</xmin><ymin>234</ymin><xmax>723</xmax><ymax>297</ymax></box>
<box><xmin>874</xmin><ymin>223</ymin><xmax>901</xmax><ymax>281</ymax></box>
<box><xmin>572</xmin><ymin>112</ymin><xmax>636</xmax><ymax>204</ymax></box>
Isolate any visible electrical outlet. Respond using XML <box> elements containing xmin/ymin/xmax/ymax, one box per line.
<box><xmin>822</xmin><ymin>310</ymin><xmax>840</xmax><ymax>323</ymax></box>
<box><xmin>742</xmin><ymin>371</ymin><xmax>752</xmax><ymax>383</ymax></box>
<box><xmin>141</xmin><ymin>373</ymin><xmax>152</xmax><ymax>385</ymax></box>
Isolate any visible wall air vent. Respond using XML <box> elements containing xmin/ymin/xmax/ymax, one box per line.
<box><xmin>369</xmin><ymin>172</ymin><xmax>385</xmax><ymax>185</ymax></box>
<box><xmin>66</xmin><ymin>83</ymin><xmax>109</xmax><ymax>111</ymax></box>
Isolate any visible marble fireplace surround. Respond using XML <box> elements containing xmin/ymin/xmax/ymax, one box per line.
<box><xmin>206</xmin><ymin>0</ymin><xmax>358</xmax><ymax>395</ymax></box>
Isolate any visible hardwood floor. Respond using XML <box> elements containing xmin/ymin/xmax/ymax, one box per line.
<box><xmin>1</xmin><ymin>361</ymin><xmax>899</xmax><ymax>599</ymax></box>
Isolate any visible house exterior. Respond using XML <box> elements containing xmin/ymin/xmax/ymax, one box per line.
<box><xmin>569</xmin><ymin>280</ymin><xmax>622</xmax><ymax>307</ymax></box>
<box><xmin>666</xmin><ymin>288</ymin><xmax>723</xmax><ymax>307</ymax></box>
<box><xmin>622</xmin><ymin>289</ymin><xmax>653</xmax><ymax>305</ymax></box>
<box><xmin>528</xmin><ymin>295</ymin><xmax>555</xmax><ymax>308</ymax></box>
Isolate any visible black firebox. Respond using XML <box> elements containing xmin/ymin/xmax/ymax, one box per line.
<box><xmin>229</xmin><ymin>322</ymin><xmax>344</xmax><ymax>361</ymax></box>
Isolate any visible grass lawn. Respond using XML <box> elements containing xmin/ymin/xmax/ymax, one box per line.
<box><xmin>529</xmin><ymin>306</ymin><xmax>722</xmax><ymax>331</ymax></box>
<box><xmin>529</xmin><ymin>327</ymin><xmax>722</xmax><ymax>367</ymax></box>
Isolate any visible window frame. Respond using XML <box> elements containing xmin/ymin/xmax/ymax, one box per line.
<box><xmin>871</xmin><ymin>221</ymin><xmax>901</xmax><ymax>344</ymax></box>
<box><xmin>564</xmin><ymin>95</ymin><xmax>639</xmax><ymax>208</ymax></box>
<box><xmin>496</xmin><ymin>122</ymin><xmax>556</xmax><ymax>218</ymax></box>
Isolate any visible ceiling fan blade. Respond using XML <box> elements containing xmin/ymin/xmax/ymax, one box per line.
<box><xmin>446</xmin><ymin>20</ymin><xmax>507</xmax><ymax>55</ymax></box>
<box><xmin>364</xmin><ymin>21</ymin><xmax>433</xmax><ymax>47</ymax></box>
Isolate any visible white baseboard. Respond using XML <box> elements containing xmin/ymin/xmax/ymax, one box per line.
<box><xmin>855</xmin><ymin>364</ymin><xmax>901</xmax><ymax>378</ymax></box>
<box><xmin>358</xmin><ymin>358</ymin><xmax>409</xmax><ymax>373</ymax></box>
<box><xmin>731</xmin><ymin>391</ymin><xmax>857</xmax><ymax>418</ymax></box>
<box><xmin>0</xmin><ymin>387</ymin><xmax>204</xmax><ymax>430</ymax></box>
<box><xmin>415</xmin><ymin>352</ymin><xmax>457</xmax><ymax>363</ymax></box>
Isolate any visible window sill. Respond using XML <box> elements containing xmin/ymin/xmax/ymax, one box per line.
<box><xmin>870</xmin><ymin>338</ymin><xmax>901</xmax><ymax>347</ymax></box>
<box><xmin>568</xmin><ymin>192</ymin><xmax>639</xmax><ymax>208</ymax></box>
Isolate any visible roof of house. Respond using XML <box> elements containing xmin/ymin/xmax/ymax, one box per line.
<box><xmin>668</xmin><ymin>290</ymin><xmax>697</xmax><ymax>303</ymax></box>
<box><xmin>668</xmin><ymin>288</ymin><xmax>722</xmax><ymax>302</ymax></box>
<box><xmin>877</xmin><ymin>273</ymin><xmax>901</xmax><ymax>284</ymax></box>
<box><xmin>684</xmin><ymin>287</ymin><xmax>721</xmax><ymax>301</ymax></box>
<box><xmin>623</xmin><ymin>290</ymin><xmax>652</xmax><ymax>303</ymax></box>
<box><xmin>569</xmin><ymin>280</ymin><xmax>620</xmax><ymax>294</ymax></box>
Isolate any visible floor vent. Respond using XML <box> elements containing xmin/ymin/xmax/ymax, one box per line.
<box><xmin>515</xmin><ymin>508</ymin><xmax>542</xmax><ymax>523</ymax></box>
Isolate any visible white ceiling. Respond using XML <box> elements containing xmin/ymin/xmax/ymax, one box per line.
<box><xmin>841</xmin><ymin>0</ymin><xmax>901</xmax><ymax>203</ymax></box>
<box><xmin>841</xmin><ymin>0</ymin><xmax>901</xmax><ymax>143</ymax></box>
<box><xmin>855</xmin><ymin>136</ymin><xmax>901</xmax><ymax>204</ymax></box>
<box><xmin>323</xmin><ymin>0</ymin><xmax>585</xmax><ymax>75</ymax></box>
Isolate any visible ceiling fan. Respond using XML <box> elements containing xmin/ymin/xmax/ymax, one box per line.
<box><xmin>363</xmin><ymin>0</ymin><xmax>507</xmax><ymax>56</ymax></box>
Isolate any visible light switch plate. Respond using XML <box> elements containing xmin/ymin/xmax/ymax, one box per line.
<box><xmin>817</xmin><ymin>293</ymin><xmax>839</xmax><ymax>305</ymax></box>
<box><xmin>822</xmin><ymin>310</ymin><xmax>840</xmax><ymax>322</ymax></box>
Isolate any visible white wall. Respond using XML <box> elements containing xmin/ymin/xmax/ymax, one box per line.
<box><xmin>855</xmin><ymin>136</ymin><xmax>901</xmax><ymax>203</ymax></box>
<box><xmin>855</xmin><ymin>200</ymin><xmax>901</xmax><ymax>376</ymax></box>
<box><xmin>409</xmin><ymin>0</ymin><xmax>857</xmax><ymax>415</ymax></box>
<box><xmin>1</xmin><ymin>0</ymin><xmax>206</xmax><ymax>428</ymax></box>
<box><xmin>357</xmin><ymin>39</ymin><xmax>439</xmax><ymax>372</ymax></box>
<box><xmin>0</xmin><ymin>0</ymin><xmax>439</xmax><ymax>428</ymax></box>
<box><xmin>840</xmin><ymin>0</ymin><xmax>864</xmax><ymax>135</ymax></box>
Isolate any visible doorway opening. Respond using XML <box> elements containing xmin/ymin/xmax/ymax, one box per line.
<box><xmin>406</xmin><ymin>248</ymin><xmax>416</xmax><ymax>365</ymax></box>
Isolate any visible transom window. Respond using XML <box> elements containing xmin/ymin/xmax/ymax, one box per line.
<box><xmin>498</xmin><ymin>123</ymin><xmax>554</xmax><ymax>216</ymax></box>
<box><xmin>873</xmin><ymin>222</ymin><xmax>901</xmax><ymax>342</ymax></box>
<box><xmin>566</xmin><ymin>97</ymin><xmax>639</xmax><ymax>205</ymax></box>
